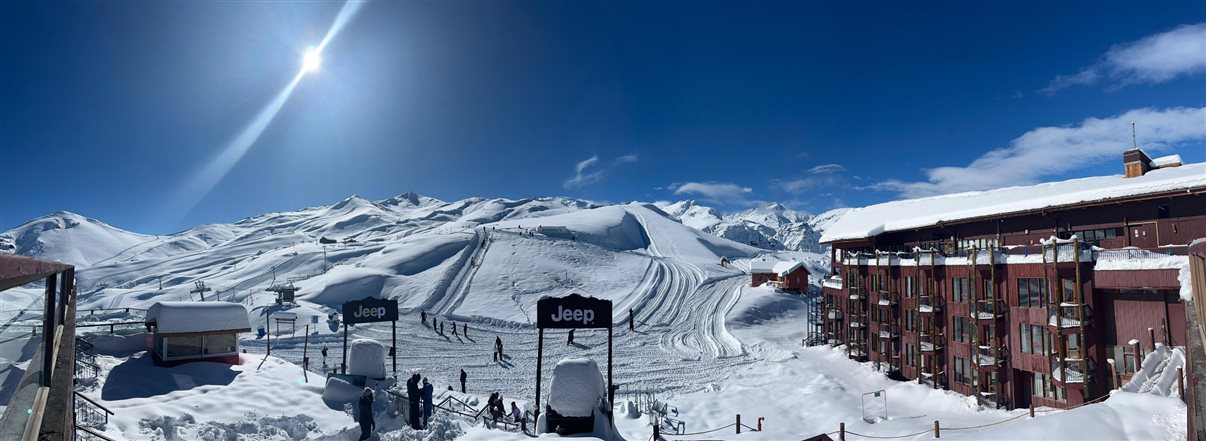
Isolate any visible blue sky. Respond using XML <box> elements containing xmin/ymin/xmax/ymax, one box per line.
<box><xmin>2</xmin><ymin>1</ymin><xmax>1204</xmax><ymax>234</ymax></box>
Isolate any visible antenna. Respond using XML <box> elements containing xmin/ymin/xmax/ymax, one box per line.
<box><xmin>1131</xmin><ymin>122</ymin><xmax>1137</xmax><ymax>149</ymax></box>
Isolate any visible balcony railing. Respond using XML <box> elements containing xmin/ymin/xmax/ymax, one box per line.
<box><xmin>918</xmin><ymin>295</ymin><xmax>943</xmax><ymax>313</ymax></box>
<box><xmin>972</xmin><ymin>300</ymin><xmax>1005</xmax><ymax>320</ymax></box>
<box><xmin>877</xmin><ymin>293</ymin><xmax>897</xmax><ymax>306</ymax></box>
<box><xmin>850</xmin><ymin>320</ymin><xmax>866</xmax><ymax>328</ymax></box>
<box><xmin>1051</xmin><ymin>357</ymin><xmax>1095</xmax><ymax>384</ymax></box>
<box><xmin>1048</xmin><ymin>304</ymin><xmax>1093</xmax><ymax>328</ymax></box>
<box><xmin>975</xmin><ymin>345</ymin><xmax>1002</xmax><ymax>367</ymax></box>
<box><xmin>827</xmin><ymin>309</ymin><xmax>843</xmax><ymax>320</ymax></box>
<box><xmin>849</xmin><ymin>290</ymin><xmax>866</xmax><ymax>300</ymax></box>
<box><xmin>878</xmin><ymin>324</ymin><xmax>899</xmax><ymax>339</ymax></box>
<box><xmin>919</xmin><ymin>333</ymin><xmax>943</xmax><ymax>352</ymax></box>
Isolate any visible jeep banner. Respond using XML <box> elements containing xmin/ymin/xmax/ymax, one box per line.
<box><xmin>536</xmin><ymin>293</ymin><xmax>612</xmax><ymax>329</ymax></box>
<box><xmin>342</xmin><ymin>297</ymin><xmax>399</xmax><ymax>325</ymax></box>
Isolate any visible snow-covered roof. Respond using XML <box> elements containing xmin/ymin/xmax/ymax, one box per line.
<box><xmin>749</xmin><ymin>259</ymin><xmax>776</xmax><ymax>273</ymax></box>
<box><xmin>146</xmin><ymin>301</ymin><xmax>252</xmax><ymax>334</ymax></box>
<box><xmin>821</xmin><ymin>162</ymin><xmax>1206</xmax><ymax>243</ymax></box>
<box><xmin>772</xmin><ymin>261</ymin><xmax>805</xmax><ymax>276</ymax></box>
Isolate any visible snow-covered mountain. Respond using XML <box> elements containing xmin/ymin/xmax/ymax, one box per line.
<box><xmin>0</xmin><ymin>211</ymin><xmax>155</xmax><ymax>266</ymax></box>
<box><xmin>656</xmin><ymin>200</ymin><xmax>845</xmax><ymax>253</ymax></box>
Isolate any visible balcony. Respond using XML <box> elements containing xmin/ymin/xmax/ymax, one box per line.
<box><xmin>919</xmin><ymin>333</ymin><xmax>943</xmax><ymax>353</ymax></box>
<box><xmin>849</xmin><ymin>290</ymin><xmax>867</xmax><ymax>300</ymax></box>
<box><xmin>877</xmin><ymin>293</ymin><xmax>898</xmax><ymax>306</ymax></box>
<box><xmin>971</xmin><ymin>300</ymin><xmax>1005</xmax><ymax>320</ymax></box>
<box><xmin>975</xmin><ymin>345</ymin><xmax>1002</xmax><ymax>368</ymax></box>
<box><xmin>878</xmin><ymin>324</ymin><xmax>899</xmax><ymax>339</ymax></box>
<box><xmin>1051</xmin><ymin>357</ymin><xmax>1095</xmax><ymax>387</ymax></box>
<box><xmin>1048</xmin><ymin>304</ymin><xmax>1093</xmax><ymax>329</ymax></box>
<box><xmin>918</xmin><ymin>295</ymin><xmax>942</xmax><ymax>314</ymax></box>
<box><xmin>827</xmin><ymin>309</ymin><xmax>843</xmax><ymax>320</ymax></box>
<box><xmin>849</xmin><ymin>320</ymin><xmax>866</xmax><ymax>328</ymax></box>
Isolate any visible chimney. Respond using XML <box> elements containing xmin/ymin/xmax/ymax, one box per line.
<box><xmin>1123</xmin><ymin>148</ymin><xmax>1152</xmax><ymax>178</ymax></box>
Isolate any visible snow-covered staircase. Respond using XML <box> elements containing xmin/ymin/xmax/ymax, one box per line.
<box><xmin>1121</xmin><ymin>343</ymin><xmax>1186</xmax><ymax>398</ymax></box>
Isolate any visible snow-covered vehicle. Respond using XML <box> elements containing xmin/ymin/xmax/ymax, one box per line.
<box><xmin>541</xmin><ymin>357</ymin><xmax>608</xmax><ymax>435</ymax></box>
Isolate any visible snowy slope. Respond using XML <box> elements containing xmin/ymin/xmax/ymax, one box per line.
<box><xmin>0</xmin><ymin>211</ymin><xmax>154</xmax><ymax>267</ymax></box>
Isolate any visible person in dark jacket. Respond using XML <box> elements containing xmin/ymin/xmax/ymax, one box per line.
<box><xmin>567</xmin><ymin>329</ymin><xmax>574</xmax><ymax>346</ymax></box>
<box><xmin>462</xmin><ymin>323</ymin><xmax>468</xmax><ymax>337</ymax></box>
<box><xmin>357</xmin><ymin>388</ymin><xmax>375</xmax><ymax>440</ymax></box>
<box><xmin>495</xmin><ymin>336</ymin><xmax>503</xmax><ymax>357</ymax></box>
<box><xmin>459</xmin><ymin>369</ymin><xmax>467</xmax><ymax>393</ymax></box>
<box><xmin>421</xmin><ymin>378</ymin><xmax>434</xmax><ymax>428</ymax></box>
<box><xmin>406</xmin><ymin>374</ymin><xmax>421</xmax><ymax>429</ymax></box>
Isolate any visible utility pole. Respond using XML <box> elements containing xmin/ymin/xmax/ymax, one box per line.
<box><xmin>1132</xmin><ymin>122</ymin><xmax>1137</xmax><ymax>149</ymax></box>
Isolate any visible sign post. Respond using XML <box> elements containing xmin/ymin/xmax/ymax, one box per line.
<box><xmin>341</xmin><ymin>297</ymin><xmax>400</xmax><ymax>375</ymax></box>
<box><xmin>534</xmin><ymin>293</ymin><xmax>615</xmax><ymax>424</ymax></box>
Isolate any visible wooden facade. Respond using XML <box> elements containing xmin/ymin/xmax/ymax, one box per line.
<box><xmin>822</xmin><ymin>182</ymin><xmax>1204</xmax><ymax>412</ymax></box>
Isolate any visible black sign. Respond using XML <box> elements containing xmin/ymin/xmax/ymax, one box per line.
<box><xmin>536</xmin><ymin>293</ymin><xmax>612</xmax><ymax>329</ymax></box>
<box><xmin>342</xmin><ymin>297</ymin><xmax>399</xmax><ymax>325</ymax></box>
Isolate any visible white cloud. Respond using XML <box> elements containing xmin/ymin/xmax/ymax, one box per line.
<box><xmin>564</xmin><ymin>154</ymin><xmax>638</xmax><ymax>189</ymax></box>
<box><xmin>671</xmin><ymin>182</ymin><xmax>754</xmax><ymax>205</ymax></box>
<box><xmin>777</xmin><ymin>163</ymin><xmax>847</xmax><ymax>193</ymax></box>
<box><xmin>1044</xmin><ymin>22</ymin><xmax>1206</xmax><ymax>93</ymax></box>
<box><xmin>806</xmin><ymin>164</ymin><xmax>846</xmax><ymax>174</ymax></box>
<box><xmin>875</xmin><ymin>106</ymin><xmax>1206</xmax><ymax>198</ymax></box>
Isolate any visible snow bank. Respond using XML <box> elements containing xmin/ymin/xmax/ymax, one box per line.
<box><xmin>547</xmin><ymin>357</ymin><xmax>607</xmax><ymax>418</ymax></box>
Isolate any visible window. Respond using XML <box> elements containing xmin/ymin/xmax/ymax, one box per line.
<box><xmin>203</xmin><ymin>334</ymin><xmax>237</xmax><ymax>355</ymax></box>
<box><xmin>1021</xmin><ymin>324</ymin><xmax>1048</xmax><ymax>355</ymax></box>
<box><xmin>1071</xmin><ymin>228</ymin><xmax>1121</xmax><ymax>243</ymax></box>
<box><xmin>906</xmin><ymin>344</ymin><xmax>916</xmax><ymax>367</ymax></box>
<box><xmin>1017</xmin><ymin>278</ymin><xmax>1048</xmax><ymax>308</ymax></box>
<box><xmin>1032</xmin><ymin>373</ymin><xmax>1066</xmax><ymax>401</ymax></box>
<box><xmin>1065</xmin><ymin>334</ymin><xmax>1082</xmax><ymax>358</ymax></box>
<box><xmin>905</xmin><ymin>309</ymin><xmax>916</xmax><ymax>331</ymax></box>
<box><xmin>166</xmin><ymin>335</ymin><xmax>203</xmax><ymax>358</ymax></box>
<box><xmin>1020</xmin><ymin>324</ymin><xmax>1032</xmax><ymax>354</ymax></box>
<box><xmin>1062</xmin><ymin>278</ymin><xmax>1076</xmax><ymax>302</ymax></box>
<box><xmin>953</xmin><ymin>317</ymin><xmax>970</xmax><ymax>343</ymax></box>
<box><xmin>905</xmin><ymin>276</ymin><xmax>915</xmax><ymax>298</ymax></box>
<box><xmin>953</xmin><ymin>357</ymin><xmax>970</xmax><ymax>384</ymax></box>
<box><xmin>983</xmin><ymin>279</ymin><xmax>994</xmax><ymax>300</ymax></box>
<box><xmin>952</xmin><ymin>277</ymin><xmax>970</xmax><ymax>303</ymax></box>
<box><xmin>1113</xmin><ymin>346</ymin><xmax>1138</xmax><ymax>374</ymax></box>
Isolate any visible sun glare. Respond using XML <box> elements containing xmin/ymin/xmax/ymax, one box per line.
<box><xmin>302</xmin><ymin>47</ymin><xmax>322</xmax><ymax>74</ymax></box>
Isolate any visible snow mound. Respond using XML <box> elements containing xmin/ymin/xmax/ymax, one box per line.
<box><xmin>547</xmin><ymin>357</ymin><xmax>607</xmax><ymax>418</ymax></box>
<box><xmin>347</xmin><ymin>339</ymin><xmax>386</xmax><ymax>379</ymax></box>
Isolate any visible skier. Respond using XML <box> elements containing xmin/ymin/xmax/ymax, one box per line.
<box><xmin>357</xmin><ymin>388</ymin><xmax>375</xmax><ymax>440</ymax></box>
<box><xmin>629</xmin><ymin>308</ymin><xmax>634</xmax><ymax>331</ymax></box>
<box><xmin>567</xmin><ymin>329</ymin><xmax>575</xmax><ymax>346</ymax></box>
<box><xmin>462</xmin><ymin>323</ymin><xmax>468</xmax><ymax>338</ymax></box>
<box><xmin>495</xmin><ymin>336</ymin><xmax>503</xmax><ymax>357</ymax></box>
<box><xmin>440</xmin><ymin>322</ymin><xmax>445</xmax><ymax>335</ymax></box>
<box><xmin>421</xmin><ymin>378</ymin><xmax>434</xmax><ymax>429</ymax></box>
<box><xmin>406</xmin><ymin>374</ymin><xmax>421</xmax><ymax>429</ymax></box>
<box><xmin>433</xmin><ymin>317</ymin><xmax>438</xmax><ymax>332</ymax></box>
<box><xmin>452</xmin><ymin>322</ymin><xmax>457</xmax><ymax>336</ymax></box>
<box><xmin>421</xmin><ymin>311</ymin><xmax>427</xmax><ymax>324</ymax></box>
<box><xmin>321</xmin><ymin>346</ymin><xmax>328</xmax><ymax>359</ymax></box>
<box><xmin>460</xmin><ymin>369</ymin><xmax>467</xmax><ymax>393</ymax></box>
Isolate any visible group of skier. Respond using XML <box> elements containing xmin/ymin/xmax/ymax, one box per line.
<box><xmin>423</xmin><ymin>310</ymin><xmax>468</xmax><ymax>338</ymax></box>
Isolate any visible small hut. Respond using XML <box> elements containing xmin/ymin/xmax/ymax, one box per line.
<box><xmin>145</xmin><ymin>301</ymin><xmax>251</xmax><ymax>365</ymax></box>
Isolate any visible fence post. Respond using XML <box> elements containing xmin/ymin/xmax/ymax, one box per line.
<box><xmin>839</xmin><ymin>422</ymin><xmax>845</xmax><ymax>441</ymax></box>
<box><xmin>1148</xmin><ymin>328</ymin><xmax>1156</xmax><ymax>350</ymax></box>
<box><xmin>1177</xmin><ymin>367</ymin><xmax>1185</xmax><ymax>401</ymax></box>
<box><xmin>736</xmin><ymin>414</ymin><xmax>741</xmax><ymax>434</ymax></box>
<box><xmin>934</xmin><ymin>420</ymin><xmax>940</xmax><ymax>438</ymax></box>
<box><xmin>652</xmin><ymin>422</ymin><xmax>659</xmax><ymax>441</ymax></box>
<box><xmin>1132</xmin><ymin>340</ymin><xmax>1142</xmax><ymax>364</ymax></box>
<box><xmin>1029</xmin><ymin>403</ymin><xmax>1034</xmax><ymax>418</ymax></box>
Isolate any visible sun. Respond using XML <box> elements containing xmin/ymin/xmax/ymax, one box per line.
<box><xmin>302</xmin><ymin>47</ymin><xmax>322</xmax><ymax>74</ymax></box>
